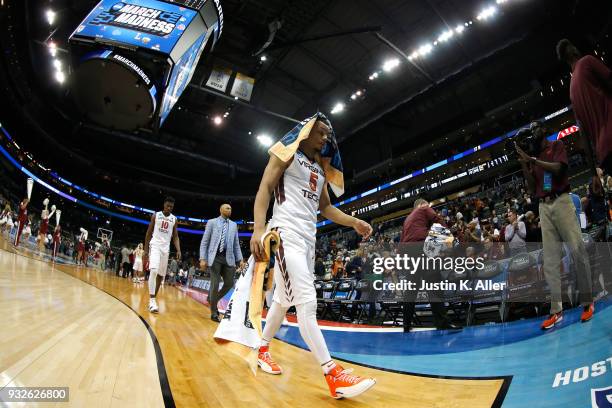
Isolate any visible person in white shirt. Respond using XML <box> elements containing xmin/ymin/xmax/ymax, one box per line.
<box><xmin>505</xmin><ymin>209</ymin><xmax>527</xmax><ymax>255</ymax></box>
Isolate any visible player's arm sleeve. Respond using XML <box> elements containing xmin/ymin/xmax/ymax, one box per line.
<box><xmin>200</xmin><ymin>220</ymin><xmax>212</xmax><ymax>262</ymax></box>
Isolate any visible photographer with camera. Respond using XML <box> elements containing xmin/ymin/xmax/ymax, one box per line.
<box><xmin>515</xmin><ymin>121</ymin><xmax>594</xmax><ymax>330</ymax></box>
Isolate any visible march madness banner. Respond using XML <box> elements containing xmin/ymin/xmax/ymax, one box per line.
<box><xmin>71</xmin><ymin>0</ymin><xmax>197</xmax><ymax>54</ymax></box>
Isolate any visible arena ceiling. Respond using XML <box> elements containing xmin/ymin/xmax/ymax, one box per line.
<box><xmin>0</xmin><ymin>0</ymin><xmax>609</xmax><ymax>218</ymax></box>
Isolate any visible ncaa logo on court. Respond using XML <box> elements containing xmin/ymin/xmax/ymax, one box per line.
<box><xmin>111</xmin><ymin>3</ymin><xmax>125</xmax><ymax>12</ymax></box>
<box><xmin>591</xmin><ymin>386</ymin><xmax>612</xmax><ymax>408</ymax></box>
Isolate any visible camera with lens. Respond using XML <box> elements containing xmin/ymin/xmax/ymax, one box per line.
<box><xmin>505</xmin><ymin>121</ymin><xmax>544</xmax><ymax>158</ymax></box>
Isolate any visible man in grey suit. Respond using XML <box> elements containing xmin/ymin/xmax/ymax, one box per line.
<box><xmin>199</xmin><ymin>203</ymin><xmax>244</xmax><ymax>322</ymax></box>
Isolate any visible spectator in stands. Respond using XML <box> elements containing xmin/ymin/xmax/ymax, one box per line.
<box><xmin>586</xmin><ymin>176</ymin><xmax>610</xmax><ymax>225</ymax></box>
<box><xmin>557</xmin><ymin>39</ymin><xmax>612</xmax><ymax>175</ymax></box>
<box><xmin>465</xmin><ymin>220</ymin><xmax>481</xmax><ymax>244</ymax></box>
<box><xmin>570</xmin><ymin>191</ymin><xmax>585</xmax><ymax>226</ymax></box>
<box><xmin>483</xmin><ymin>237</ymin><xmax>504</xmax><ymax>261</ymax></box>
<box><xmin>314</xmin><ymin>257</ymin><xmax>326</xmax><ymax>279</ymax></box>
<box><xmin>400</xmin><ymin>198</ymin><xmax>459</xmax><ymax>331</ymax></box>
<box><xmin>127</xmin><ymin>248</ymin><xmax>134</xmax><ymax>279</ymax></box>
<box><xmin>331</xmin><ymin>255</ymin><xmax>344</xmax><ymax>278</ymax></box>
<box><xmin>187</xmin><ymin>262</ymin><xmax>196</xmax><ymax>286</ymax></box>
<box><xmin>491</xmin><ymin>209</ymin><xmax>501</xmax><ymax>230</ymax></box>
<box><xmin>524</xmin><ymin>211</ymin><xmax>542</xmax><ymax>243</ymax></box>
<box><xmin>169</xmin><ymin>257</ymin><xmax>179</xmax><ymax>282</ymax></box>
<box><xmin>346</xmin><ymin>250</ymin><xmax>365</xmax><ymax>280</ymax></box>
<box><xmin>516</xmin><ymin>120</ymin><xmax>594</xmax><ymax>329</ymax></box>
<box><xmin>450</xmin><ymin>212</ymin><xmax>465</xmax><ymax>241</ymax></box>
<box><xmin>604</xmin><ymin>169</ymin><xmax>612</xmax><ymax>193</ymax></box>
<box><xmin>504</xmin><ymin>209</ymin><xmax>527</xmax><ymax>254</ymax></box>
<box><xmin>120</xmin><ymin>245</ymin><xmax>130</xmax><ymax>278</ymax></box>
<box><xmin>481</xmin><ymin>220</ymin><xmax>499</xmax><ymax>242</ymax></box>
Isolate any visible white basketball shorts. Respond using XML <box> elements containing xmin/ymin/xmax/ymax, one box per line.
<box><xmin>272</xmin><ymin>228</ymin><xmax>316</xmax><ymax>307</ymax></box>
<box><xmin>149</xmin><ymin>245</ymin><xmax>169</xmax><ymax>277</ymax></box>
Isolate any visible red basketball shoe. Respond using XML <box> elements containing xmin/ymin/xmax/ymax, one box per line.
<box><xmin>325</xmin><ymin>364</ymin><xmax>376</xmax><ymax>399</ymax></box>
<box><xmin>257</xmin><ymin>346</ymin><xmax>282</xmax><ymax>375</ymax></box>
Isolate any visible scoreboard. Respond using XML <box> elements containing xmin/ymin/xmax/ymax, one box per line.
<box><xmin>69</xmin><ymin>0</ymin><xmax>223</xmax><ymax>131</ymax></box>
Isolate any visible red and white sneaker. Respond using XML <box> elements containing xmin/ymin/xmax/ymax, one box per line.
<box><xmin>325</xmin><ymin>364</ymin><xmax>376</xmax><ymax>399</ymax></box>
<box><xmin>541</xmin><ymin>312</ymin><xmax>563</xmax><ymax>330</ymax></box>
<box><xmin>581</xmin><ymin>304</ymin><xmax>594</xmax><ymax>322</ymax></box>
<box><xmin>258</xmin><ymin>347</ymin><xmax>282</xmax><ymax>375</ymax></box>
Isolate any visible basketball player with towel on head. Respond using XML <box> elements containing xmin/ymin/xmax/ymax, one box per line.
<box><xmin>250</xmin><ymin>113</ymin><xmax>376</xmax><ymax>399</ymax></box>
<box><xmin>144</xmin><ymin>197</ymin><xmax>181</xmax><ymax>313</ymax></box>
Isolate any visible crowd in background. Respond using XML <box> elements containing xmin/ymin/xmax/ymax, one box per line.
<box><xmin>314</xmin><ymin>169</ymin><xmax>612</xmax><ymax>283</ymax></box>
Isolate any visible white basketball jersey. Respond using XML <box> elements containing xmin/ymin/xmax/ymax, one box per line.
<box><xmin>150</xmin><ymin>211</ymin><xmax>176</xmax><ymax>251</ymax></box>
<box><xmin>269</xmin><ymin>150</ymin><xmax>325</xmax><ymax>240</ymax></box>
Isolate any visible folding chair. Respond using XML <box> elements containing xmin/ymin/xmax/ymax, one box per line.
<box><xmin>464</xmin><ymin>260</ymin><xmax>505</xmax><ymax>326</ymax></box>
<box><xmin>329</xmin><ymin>279</ymin><xmax>355</xmax><ymax>322</ymax></box>
<box><xmin>317</xmin><ymin>280</ymin><xmax>337</xmax><ymax>319</ymax></box>
<box><xmin>349</xmin><ymin>279</ymin><xmax>375</xmax><ymax>324</ymax></box>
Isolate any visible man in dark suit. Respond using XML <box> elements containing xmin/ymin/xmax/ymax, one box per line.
<box><xmin>199</xmin><ymin>203</ymin><xmax>245</xmax><ymax>321</ymax></box>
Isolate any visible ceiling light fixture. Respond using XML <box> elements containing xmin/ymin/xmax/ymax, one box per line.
<box><xmin>55</xmin><ymin>71</ymin><xmax>65</xmax><ymax>84</ymax></box>
<box><xmin>437</xmin><ymin>30</ymin><xmax>454</xmax><ymax>42</ymax></box>
<box><xmin>331</xmin><ymin>102</ymin><xmax>345</xmax><ymax>114</ymax></box>
<box><xmin>418</xmin><ymin>43</ymin><xmax>433</xmax><ymax>56</ymax></box>
<box><xmin>46</xmin><ymin>9</ymin><xmax>56</xmax><ymax>25</ymax></box>
<box><xmin>213</xmin><ymin>116</ymin><xmax>223</xmax><ymax>125</ymax></box>
<box><xmin>257</xmin><ymin>134</ymin><xmax>273</xmax><ymax>147</ymax></box>
<box><xmin>477</xmin><ymin>6</ymin><xmax>497</xmax><ymax>21</ymax></box>
<box><xmin>382</xmin><ymin>58</ymin><xmax>400</xmax><ymax>72</ymax></box>
<box><xmin>48</xmin><ymin>42</ymin><xmax>57</xmax><ymax>57</ymax></box>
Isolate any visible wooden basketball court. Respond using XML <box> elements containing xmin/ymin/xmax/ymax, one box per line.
<box><xmin>0</xmin><ymin>237</ymin><xmax>505</xmax><ymax>408</ymax></box>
